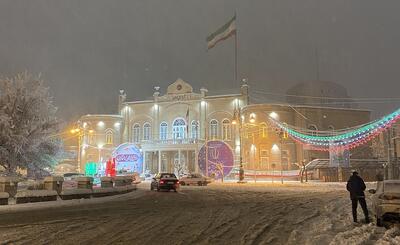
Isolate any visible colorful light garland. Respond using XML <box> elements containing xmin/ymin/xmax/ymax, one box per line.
<box><xmin>269</xmin><ymin>108</ymin><xmax>400</xmax><ymax>151</ymax></box>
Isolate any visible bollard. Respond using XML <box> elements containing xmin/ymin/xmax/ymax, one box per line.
<box><xmin>76</xmin><ymin>176</ymin><xmax>93</xmax><ymax>189</ymax></box>
<box><xmin>100</xmin><ymin>176</ymin><xmax>113</xmax><ymax>188</ymax></box>
<box><xmin>0</xmin><ymin>177</ymin><xmax>19</xmax><ymax>198</ymax></box>
<box><xmin>44</xmin><ymin>176</ymin><xmax>64</xmax><ymax>195</ymax></box>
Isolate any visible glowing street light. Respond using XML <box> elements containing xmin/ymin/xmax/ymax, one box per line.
<box><xmin>249</xmin><ymin>113</ymin><xmax>256</xmax><ymax>123</ymax></box>
<box><xmin>269</xmin><ymin>112</ymin><xmax>279</xmax><ymax>120</ymax></box>
<box><xmin>271</xmin><ymin>144</ymin><xmax>280</xmax><ymax>152</ymax></box>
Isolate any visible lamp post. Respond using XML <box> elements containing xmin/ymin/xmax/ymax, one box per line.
<box><xmin>70</xmin><ymin>128</ymin><xmax>83</xmax><ymax>173</ymax></box>
<box><xmin>232</xmin><ymin>103</ymin><xmax>244</xmax><ymax>183</ymax></box>
<box><xmin>70</xmin><ymin>124</ymin><xmax>95</xmax><ymax>174</ymax></box>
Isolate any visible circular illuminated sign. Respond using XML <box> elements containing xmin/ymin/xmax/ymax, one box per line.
<box><xmin>198</xmin><ymin>141</ymin><xmax>234</xmax><ymax>179</ymax></box>
<box><xmin>112</xmin><ymin>143</ymin><xmax>143</xmax><ymax>173</ymax></box>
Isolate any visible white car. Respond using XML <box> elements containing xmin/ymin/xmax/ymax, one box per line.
<box><xmin>140</xmin><ymin>172</ymin><xmax>154</xmax><ymax>181</ymax></box>
<box><xmin>369</xmin><ymin>180</ymin><xmax>400</xmax><ymax>226</ymax></box>
<box><xmin>179</xmin><ymin>173</ymin><xmax>212</xmax><ymax>186</ymax></box>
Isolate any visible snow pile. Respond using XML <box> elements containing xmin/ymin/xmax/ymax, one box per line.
<box><xmin>329</xmin><ymin>224</ymin><xmax>378</xmax><ymax>245</ymax></box>
<box><xmin>376</xmin><ymin>227</ymin><xmax>400</xmax><ymax>245</ymax></box>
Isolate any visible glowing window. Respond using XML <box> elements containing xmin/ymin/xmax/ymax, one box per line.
<box><xmin>173</xmin><ymin>118</ymin><xmax>186</xmax><ymax>139</ymax></box>
<box><xmin>210</xmin><ymin>119</ymin><xmax>218</xmax><ymax>139</ymax></box>
<box><xmin>222</xmin><ymin>119</ymin><xmax>231</xmax><ymax>140</ymax></box>
<box><xmin>160</xmin><ymin>122</ymin><xmax>168</xmax><ymax>140</ymax></box>
<box><xmin>191</xmin><ymin>121</ymin><xmax>199</xmax><ymax>139</ymax></box>
<box><xmin>143</xmin><ymin>123</ymin><xmax>151</xmax><ymax>140</ymax></box>
<box><xmin>260</xmin><ymin>123</ymin><xmax>268</xmax><ymax>138</ymax></box>
<box><xmin>105</xmin><ymin>129</ymin><xmax>113</xmax><ymax>144</ymax></box>
<box><xmin>132</xmin><ymin>124</ymin><xmax>140</xmax><ymax>143</ymax></box>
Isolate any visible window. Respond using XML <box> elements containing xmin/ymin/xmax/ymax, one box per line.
<box><xmin>210</xmin><ymin>119</ymin><xmax>218</xmax><ymax>139</ymax></box>
<box><xmin>328</xmin><ymin>125</ymin><xmax>335</xmax><ymax>136</ymax></box>
<box><xmin>173</xmin><ymin>118</ymin><xmax>186</xmax><ymax>139</ymax></box>
<box><xmin>143</xmin><ymin>123</ymin><xmax>151</xmax><ymax>140</ymax></box>
<box><xmin>222</xmin><ymin>119</ymin><xmax>231</xmax><ymax>140</ymax></box>
<box><xmin>308</xmin><ymin>125</ymin><xmax>318</xmax><ymax>136</ymax></box>
<box><xmin>191</xmin><ymin>120</ymin><xmax>199</xmax><ymax>139</ymax></box>
<box><xmin>160</xmin><ymin>122</ymin><xmax>168</xmax><ymax>140</ymax></box>
<box><xmin>133</xmin><ymin>124</ymin><xmax>140</xmax><ymax>143</ymax></box>
<box><xmin>88</xmin><ymin>134</ymin><xmax>95</xmax><ymax>145</ymax></box>
<box><xmin>260</xmin><ymin>123</ymin><xmax>267</xmax><ymax>138</ymax></box>
<box><xmin>105</xmin><ymin>129</ymin><xmax>113</xmax><ymax>144</ymax></box>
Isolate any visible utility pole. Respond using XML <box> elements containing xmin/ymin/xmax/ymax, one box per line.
<box><xmin>392</xmin><ymin>126</ymin><xmax>399</xmax><ymax>179</ymax></box>
<box><xmin>387</xmin><ymin>129</ymin><xmax>393</xmax><ymax>179</ymax></box>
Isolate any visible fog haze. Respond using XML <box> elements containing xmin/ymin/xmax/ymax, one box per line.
<box><xmin>0</xmin><ymin>0</ymin><xmax>399</xmax><ymax>120</ymax></box>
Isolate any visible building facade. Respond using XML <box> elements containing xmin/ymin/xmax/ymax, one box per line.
<box><xmin>74</xmin><ymin>79</ymin><xmax>372</xmax><ymax>177</ymax></box>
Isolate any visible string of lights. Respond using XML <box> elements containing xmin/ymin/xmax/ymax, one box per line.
<box><xmin>268</xmin><ymin>108</ymin><xmax>400</xmax><ymax>151</ymax></box>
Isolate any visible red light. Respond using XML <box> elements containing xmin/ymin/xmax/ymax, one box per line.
<box><xmin>176</xmin><ymin>181</ymin><xmax>180</xmax><ymax>184</ymax></box>
<box><xmin>159</xmin><ymin>180</ymin><xmax>165</xmax><ymax>184</ymax></box>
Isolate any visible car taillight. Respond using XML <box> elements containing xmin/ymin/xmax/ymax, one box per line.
<box><xmin>159</xmin><ymin>180</ymin><xmax>165</xmax><ymax>184</ymax></box>
<box><xmin>176</xmin><ymin>181</ymin><xmax>179</xmax><ymax>184</ymax></box>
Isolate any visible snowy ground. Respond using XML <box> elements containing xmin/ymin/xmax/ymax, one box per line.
<box><xmin>0</xmin><ymin>182</ymin><xmax>399</xmax><ymax>245</ymax></box>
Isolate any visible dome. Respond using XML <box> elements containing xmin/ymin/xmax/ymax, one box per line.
<box><xmin>286</xmin><ymin>81</ymin><xmax>354</xmax><ymax>108</ymax></box>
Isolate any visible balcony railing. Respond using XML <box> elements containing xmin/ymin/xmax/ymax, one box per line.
<box><xmin>140</xmin><ymin>138</ymin><xmax>205</xmax><ymax>145</ymax></box>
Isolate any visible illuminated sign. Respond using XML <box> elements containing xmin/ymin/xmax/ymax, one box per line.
<box><xmin>198</xmin><ymin>141</ymin><xmax>234</xmax><ymax>179</ymax></box>
<box><xmin>112</xmin><ymin>143</ymin><xmax>143</xmax><ymax>173</ymax></box>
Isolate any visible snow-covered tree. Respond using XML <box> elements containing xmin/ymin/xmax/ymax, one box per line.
<box><xmin>0</xmin><ymin>72</ymin><xmax>62</xmax><ymax>176</ymax></box>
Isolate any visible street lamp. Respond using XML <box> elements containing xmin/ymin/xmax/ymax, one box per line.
<box><xmin>232</xmin><ymin>105</ymin><xmax>244</xmax><ymax>183</ymax></box>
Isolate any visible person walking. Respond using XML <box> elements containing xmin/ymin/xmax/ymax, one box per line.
<box><xmin>346</xmin><ymin>171</ymin><xmax>370</xmax><ymax>223</ymax></box>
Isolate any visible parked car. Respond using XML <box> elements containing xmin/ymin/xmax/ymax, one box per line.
<box><xmin>140</xmin><ymin>172</ymin><xmax>154</xmax><ymax>181</ymax></box>
<box><xmin>179</xmin><ymin>173</ymin><xmax>212</xmax><ymax>186</ymax></box>
<box><xmin>150</xmin><ymin>173</ymin><xmax>180</xmax><ymax>192</ymax></box>
<box><xmin>369</xmin><ymin>180</ymin><xmax>400</xmax><ymax>226</ymax></box>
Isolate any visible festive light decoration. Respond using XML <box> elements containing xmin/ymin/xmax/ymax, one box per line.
<box><xmin>269</xmin><ymin>108</ymin><xmax>400</xmax><ymax>151</ymax></box>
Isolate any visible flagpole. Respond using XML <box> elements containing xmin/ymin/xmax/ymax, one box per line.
<box><xmin>234</xmin><ymin>13</ymin><xmax>238</xmax><ymax>86</ymax></box>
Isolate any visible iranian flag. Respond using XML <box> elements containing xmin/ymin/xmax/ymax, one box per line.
<box><xmin>207</xmin><ymin>14</ymin><xmax>236</xmax><ymax>50</ymax></box>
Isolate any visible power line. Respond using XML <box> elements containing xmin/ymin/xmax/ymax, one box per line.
<box><xmin>251</xmin><ymin>88</ymin><xmax>400</xmax><ymax>102</ymax></box>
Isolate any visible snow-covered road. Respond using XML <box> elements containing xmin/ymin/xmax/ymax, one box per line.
<box><xmin>0</xmin><ymin>182</ymin><xmax>398</xmax><ymax>245</ymax></box>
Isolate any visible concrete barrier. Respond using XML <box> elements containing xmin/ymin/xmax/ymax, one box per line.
<box><xmin>76</xmin><ymin>177</ymin><xmax>93</xmax><ymax>189</ymax></box>
<box><xmin>124</xmin><ymin>175</ymin><xmax>133</xmax><ymax>186</ymax></box>
<box><xmin>100</xmin><ymin>177</ymin><xmax>113</xmax><ymax>188</ymax></box>
<box><xmin>92</xmin><ymin>187</ymin><xmax>119</xmax><ymax>198</ymax></box>
<box><xmin>44</xmin><ymin>176</ymin><xmax>64</xmax><ymax>195</ymax></box>
<box><xmin>113</xmin><ymin>176</ymin><xmax>126</xmax><ymax>187</ymax></box>
<box><xmin>59</xmin><ymin>189</ymin><xmax>92</xmax><ymax>200</ymax></box>
<box><xmin>15</xmin><ymin>190</ymin><xmax>58</xmax><ymax>204</ymax></box>
<box><xmin>0</xmin><ymin>192</ymin><xmax>9</xmax><ymax>205</ymax></box>
<box><xmin>0</xmin><ymin>177</ymin><xmax>19</xmax><ymax>198</ymax></box>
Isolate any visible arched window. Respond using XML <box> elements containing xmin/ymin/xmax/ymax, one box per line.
<box><xmin>173</xmin><ymin>118</ymin><xmax>186</xmax><ymax>139</ymax></box>
<box><xmin>191</xmin><ymin>120</ymin><xmax>199</xmax><ymax>139</ymax></box>
<box><xmin>260</xmin><ymin>123</ymin><xmax>268</xmax><ymax>138</ymax></box>
<box><xmin>132</xmin><ymin>124</ymin><xmax>140</xmax><ymax>143</ymax></box>
<box><xmin>143</xmin><ymin>123</ymin><xmax>151</xmax><ymax>140</ymax></box>
<box><xmin>308</xmin><ymin>125</ymin><xmax>318</xmax><ymax>137</ymax></box>
<box><xmin>210</xmin><ymin>119</ymin><xmax>218</xmax><ymax>139</ymax></box>
<box><xmin>105</xmin><ymin>129</ymin><xmax>113</xmax><ymax>144</ymax></box>
<box><xmin>222</xmin><ymin>119</ymin><xmax>231</xmax><ymax>140</ymax></box>
<box><xmin>160</xmin><ymin>122</ymin><xmax>168</xmax><ymax>140</ymax></box>
<box><xmin>87</xmin><ymin>132</ymin><xmax>95</xmax><ymax>145</ymax></box>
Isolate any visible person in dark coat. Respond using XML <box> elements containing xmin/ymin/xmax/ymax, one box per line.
<box><xmin>346</xmin><ymin>171</ymin><xmax>370</xmax><ymax>223</ymax></box>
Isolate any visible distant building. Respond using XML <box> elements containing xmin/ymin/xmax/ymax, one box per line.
<box><xmin>286</xmin><ymin>81</ymin><xmax>355</xmax><ymax>109</ymax></box>
<box><xmin>73</xmin><ymin>78</ymin><xmax>372</xmax><ymax>177</ymax></box>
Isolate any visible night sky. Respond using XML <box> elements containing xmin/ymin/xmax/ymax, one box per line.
<box><xmin>1</xmin><ymin>0</ymin><xmax>399</xmax><ymax>120</ymax></box>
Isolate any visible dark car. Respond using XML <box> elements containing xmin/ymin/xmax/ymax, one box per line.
<box><xmin>150</xmin><ymin>173</ymin><xmax>180</xmax><ymax>192</ymax></box>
